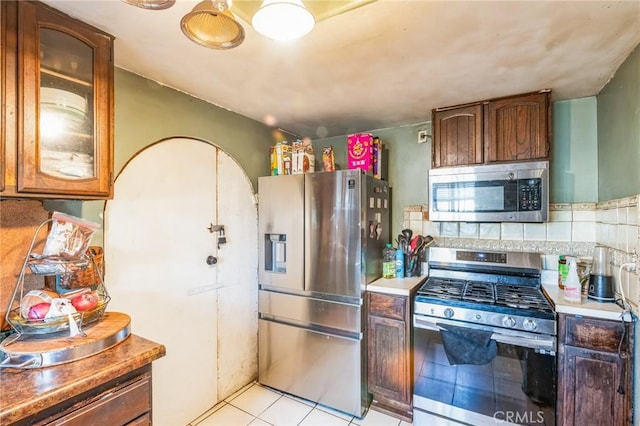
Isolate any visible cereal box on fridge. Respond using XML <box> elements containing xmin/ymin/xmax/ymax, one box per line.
<box><xmin>291</xmin><ymin>140</ymin><xmax>302</xmax><ymax>174</ymax></box>
<box><xmin>347</xmin><ymin>133</ymin><xmax>373</xmax><ymax>173</ymax></box>
<box><xmin>303</xmin><ymin>143</ymin><xmax>315</xmax><ymax>173</ymax></box>
<box><xmin>271</xmin><ymin>142</ymin><xmax>292</xmax><ymax>175</ymax></box>
<box><xmin>322</xmin><ymin>146</ymin><xmax>335</xmax><ymax>172</ymax></box>
<box><xmin>373</xmin><ymin>137</ymin><xmax>383</xmax><ymax>179</ymax></box>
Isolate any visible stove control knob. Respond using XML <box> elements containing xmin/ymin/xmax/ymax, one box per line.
<box><xmin>523</xmin><ymin>319</ymin><xmax>537</xmax><ymax>331</ymax></box>
<box><xmin>502</xmin><ymin>316</ymin><xmax>516</xmax><ymax>328</ymax></box>
<box><xmin>444</xmin><ymin>308</ymin><xmax>454</xmax><ymax>318</ymax></box>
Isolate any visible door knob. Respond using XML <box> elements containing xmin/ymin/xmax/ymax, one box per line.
<box><xmin>206</xmin><ymin>255</ymin><xmax>217</xmax><ymax>265</ymax></box>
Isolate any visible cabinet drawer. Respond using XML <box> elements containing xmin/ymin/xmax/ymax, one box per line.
<box><xmin>44</xmin><ymin>373</ymin><xmax>151</xmax><ymax>425</ymax></box>
<box><xmin>127</xmin><ymin>413</ymin><xmax>151</xmax><ymax>426</ymax></box>
<box><xmin>369</xmin><ymin>293</ymin><xmax>406</xmax><ymax>321</ymax></box>
<box><xmin>562</xmin><ymin>315</ymin><xmax>630</xmax><ymax>353</ymax></box>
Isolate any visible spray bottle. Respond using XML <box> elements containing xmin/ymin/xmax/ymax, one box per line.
<box><xmin>563</xmin><ymin>257</ymin><xmax>582</xmax><ymax>303</ymax></box>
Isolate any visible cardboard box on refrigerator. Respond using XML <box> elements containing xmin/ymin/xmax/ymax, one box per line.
<box><xmin>372</xmin><ymin>137</ymin><xmax>382</xmax><ymax>179</ymax></box>
<box><xmin>347</xmin><ymin>133</ymin><xmax>374</xmax><ymax>173</ymax></box>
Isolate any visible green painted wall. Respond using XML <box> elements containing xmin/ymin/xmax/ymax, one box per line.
<box><xmin>597</xmin><ymin>44</ymin><xmax>640</xmax><ymax>201</ymax></box>
<box><xmin>594</xmin><ymin>43</ymin><xmax>640</xmax><ymax>426</ymax></box>
<box><xmin>551</xmin><ymin>97</ymin><xmax>599</xmax><ymax>203</ymax></box>
<box><xmin>112</xmin><ymin>69</ymin><xmax>289</xmax><ymax>187</ymax></box>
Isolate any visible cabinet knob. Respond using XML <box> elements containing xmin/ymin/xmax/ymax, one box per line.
<box><xmin>206</xmin><ymin>256</ymin><xmax>217</xmax><ymax>265</ymax></box>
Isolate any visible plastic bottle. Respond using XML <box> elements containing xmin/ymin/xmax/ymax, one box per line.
<box><xmin>563</xmin><ymin>257</ymin><xmax>582</xmax><ymax>303</ymax></box>
<box><xmin>557</xmin><ymin>255</ymin><xmax>568</xmax><ymax>289</ymax></box>
<box><xmin>382</xmin><ymin>244</ymin><xmax>396</xmax><ymax>279</ymax></box>
<box><xmin>395</xmin><ymin>248</ymin><xmax>405</xmax><ymax>279</ymax></box>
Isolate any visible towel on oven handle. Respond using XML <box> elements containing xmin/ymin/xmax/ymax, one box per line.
<box><xmin>438</xmin><ymin>323</ymin><xmax>498</xmax><ymax>365</ymax></box>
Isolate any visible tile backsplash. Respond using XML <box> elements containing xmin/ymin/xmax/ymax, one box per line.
<box><xmin>404</xmin><ymin>194</ymin><xmax>640</xmax><ymax>313</ymax></box>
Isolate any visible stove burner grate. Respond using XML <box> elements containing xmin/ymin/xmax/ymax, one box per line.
<box><xmin>418</xmin><ymin>278</ymin><xmax>465</xmax><ymax>300</ymax></box>
<box><xmin>495</xmin><ymin>285</ymin><xmax>553</xmax><ymax>311</ymax></box>
<box><xmin>463</xmin><ymin>281</ymin><xmax>495</xmax><ymax>303</ymax></box>
<box><xmin>418</xmin><ymin>277</ymin><xmax>553</xmax><ymax>313</ymax></box>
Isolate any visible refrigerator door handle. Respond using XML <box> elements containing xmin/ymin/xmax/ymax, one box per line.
<box><xmin>259</xmin><ymin>314</ymin><xmax>363</xmax><ymax>342</ymax></box>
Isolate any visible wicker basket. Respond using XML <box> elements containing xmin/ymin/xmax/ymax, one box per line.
<box><xmin>58</xmin><ymin>246</ymin><xmax>104</xmax><ymax>290</ymax></box>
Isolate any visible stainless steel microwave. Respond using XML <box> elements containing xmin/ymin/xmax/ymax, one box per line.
<box><xmin>428</xmin><ymin>161</ymin><xmax>549</xmax><ymax>222</ymax></box>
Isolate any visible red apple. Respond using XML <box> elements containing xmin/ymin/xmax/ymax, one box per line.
<box><xmin>28</xmin><ymin>302</ymin><xmax>51</xmax><ymax>320</ymax></box>
<box><xmin>71</xmin><ymin>292</ymin><xmax>98</xmax><ymax>312</ymax></box>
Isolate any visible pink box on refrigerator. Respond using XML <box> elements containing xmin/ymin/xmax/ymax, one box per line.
<box><xmin>347</xmin><ymin>133</ymin><xmax>374</xmax><ymax>172</ymax></box>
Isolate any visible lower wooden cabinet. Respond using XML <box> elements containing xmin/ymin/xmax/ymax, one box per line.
<box><xmin>557</xmin><ymin>313</ymin><xmax>634</xmax><ymax>426</ymax></box>
<box><xmin>367</xmin><ymin>291</ymin><xmax>413</xmax><ymax>422</ymax></box>
<box><xmin>32</xmin><ymin>366</ymin><xmax>153</xmax><ymax>426</ymax></box>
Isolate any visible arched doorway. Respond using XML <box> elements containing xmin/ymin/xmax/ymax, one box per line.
<box><xmin>104</xmin><ymin>138</ymin><xmax>258</xmax><ymax>425</ymax></box>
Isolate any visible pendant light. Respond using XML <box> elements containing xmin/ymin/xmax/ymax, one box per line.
<box><xmin>181</xmin><ymin>0</ymin><xmax>245</xmax><ymax>50</ymax></box>
<box><xmin>252</xmin><ymin>0</ymin><xmax>315</xmax><ymax>41</ymax></box>
<box><xmin>120</xmin><ymin>0</ymin><xmax>175</xmax><ymax>10</ymax></box>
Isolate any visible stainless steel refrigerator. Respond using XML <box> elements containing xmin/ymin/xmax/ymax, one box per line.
<box><xmin>258</xmin><ymin>170</ymin><xmax>389</xmax><ymax>418</ymax></box>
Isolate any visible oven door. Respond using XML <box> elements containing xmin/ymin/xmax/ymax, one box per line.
<box><xmin>413</xmin><ymin>316</ymin><xmax>556</xmax><ymax>426</ymax></box>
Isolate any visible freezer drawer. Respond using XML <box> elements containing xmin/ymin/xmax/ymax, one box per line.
<box><xmin>259</xmin><ymin>290</ymin><xmax>362</xmax><ymax>335</ymax></box>
<box><xmin>258</xmin><ymin>319</ymin><xmax>369</xmax><ymax>417</ymax></box>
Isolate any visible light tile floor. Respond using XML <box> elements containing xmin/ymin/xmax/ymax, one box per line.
<box><xmin>189</xmin><ymin>382</ymin><xmax>413</xmax><ymax>426</ymax></box>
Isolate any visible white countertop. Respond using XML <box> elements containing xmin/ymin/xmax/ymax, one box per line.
<box><xmin>368</xmin><ymin>275</ymin><xmax>427</xmax><ymax>296</ymax></box>
<box><xmin>542</xmin><ymin>282</ymin><xmax>633</xmax><ymax>321</ymax></box>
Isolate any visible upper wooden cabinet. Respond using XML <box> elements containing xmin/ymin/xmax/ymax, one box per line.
<box><xmin>1</xmin><ymin>1</ymin><xmax>114</xmax><ymax>199</ymax></box>
<box><xmin>432</xmin><ymin>90</ymin><xmax>551</xmax><ymax>168</ymax></box>
<box><xmin>432</xmin><ymin>103</ymin><xmax>483</xmax><ymax>168</ymax></box>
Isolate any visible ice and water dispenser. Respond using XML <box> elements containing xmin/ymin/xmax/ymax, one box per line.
<box><xmin>264</xmin><ymin>234</ymin><xmax>287</xmax><ymax>273</ymax></box>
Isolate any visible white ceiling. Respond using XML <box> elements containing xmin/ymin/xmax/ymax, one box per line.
<box><xmin>42</xmin><ymin>0</ymin><xmax>640</xmax><ymax>139</ymax></box>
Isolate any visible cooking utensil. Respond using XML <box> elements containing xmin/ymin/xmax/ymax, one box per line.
<box><xmin>396</xmin><ymin>234</ymin><xmax>408</xmax><ymax>254</ymax></box>
<box><xmin>401</xmin><ymin>229</ymin><xmax>413</xmax><ymax>243</ymax></box>
<box><xmin>410</xmin><ymin>235</ymin><xmax>424</xmax><ymax>254</ymax></box>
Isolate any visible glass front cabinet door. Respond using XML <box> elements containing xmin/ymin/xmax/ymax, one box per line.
<box><xmin>2</xmin><ymin>1</ymin><xmax>114</xmax><ymax>199</ymax></box>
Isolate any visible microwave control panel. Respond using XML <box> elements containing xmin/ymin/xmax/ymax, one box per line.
<box><xmin>518</xmin><ymin>179</ymin><xmax>542</xmax><ymax>211</ymax></box>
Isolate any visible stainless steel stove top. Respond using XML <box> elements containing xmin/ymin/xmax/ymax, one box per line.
<box><xmin>415</xmin><ymin>247</ymin><xmax>556</xmax><ymax>336</ymax></box>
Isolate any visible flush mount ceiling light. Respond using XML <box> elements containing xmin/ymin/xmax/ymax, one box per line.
<box><xmin>120</xmin><ymin>0</ymin><xmax>376</xmax><ymax>47</ymax></box>
<box><xmin>181</xmin><ymin>0</ymin><xmax>245</xmax><ymax>49</ymax></box>
<box><xmin>120</xmin><ymin>0</ymin><xmax>175</xmax><ymax>10</ymax></box>
<box><xmin>252</xmin><ymin>0</ymin><xmax>315</xmax><ymax>41</ymax></box>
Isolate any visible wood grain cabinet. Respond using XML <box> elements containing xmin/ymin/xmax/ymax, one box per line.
<box><xmin>557</xmin><ymin>313</ymin><xmax>635</xmax><ymax>426</ymax></box>
<box><xmin>1</xmin><ymin>0</ymin><xmax>114</xmax><ymax>199</ymax></box>
<box><xmin>432</xmin><ymin>90</ymin><xmax>551</xmax><ymax>168</ymax></box>
<box><xmin>367</xmin><ymin>291</ymin><xmax>414</xmax><ymax>422</ymax></box>
<box><xmin>34</xmin><ymin>366</ymin><xmax>153</xmax><ymax>426</ymax></box>
<box><xmin>432</xmin><ymin>103</ymin><xmax>483</xmax><ymax>168</ymax></box>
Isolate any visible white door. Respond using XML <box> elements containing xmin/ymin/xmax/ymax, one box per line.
<box><xmin>104</xmin><ymin>138</ymin><xmax>257</xmax><ymax>426</ymax></box>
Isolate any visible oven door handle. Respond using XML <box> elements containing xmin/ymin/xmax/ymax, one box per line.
<box><xmin>491</xmin><ymin>334</ymin><xmax>556</xmax><ymax>353</ymax></box>
<box><xmin>413</xmin><ymin>316</ymin><xmax>556</xmax><ymax>353</ymax></box>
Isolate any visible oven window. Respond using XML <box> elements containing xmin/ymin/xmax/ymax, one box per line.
<box><xmin>432</xmin><ymin>180</ymin><xmax>518</xmax><ymax>213</ymax></box>
<box><xmin>414</xmin><ymin>327</ymin><xmax>556</xmax><ymax>425</ymax></box>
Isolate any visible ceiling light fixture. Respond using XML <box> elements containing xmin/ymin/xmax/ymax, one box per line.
<box><xmin>120</xmin><ymin>0</ymin><xmax>175</xmax><ymax>10</ymax></box>
<box><xmin>180</xmin><ymin>0</ymin><xmax>245</xmax><ymax>49</ymax></box>
<box><xmin>252</xmin><ymin>0</ymin><xmax>315</xmax><ymax>41</ymax></box>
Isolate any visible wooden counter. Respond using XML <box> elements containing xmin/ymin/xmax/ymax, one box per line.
<box><xmin>0</xmin><ymin>334</ymin><xmax>165</xmax><ymax>425</ymax></box>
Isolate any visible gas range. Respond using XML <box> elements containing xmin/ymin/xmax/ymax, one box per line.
<box><xmin>415</xmin><ymin>247</ymin><xmax>556</xmax><ymax>336</ymax></box>
<box><xmin>413</xmin><ymin>247</ymin><xmax>558</xmax><ymax>425</ymax></box>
